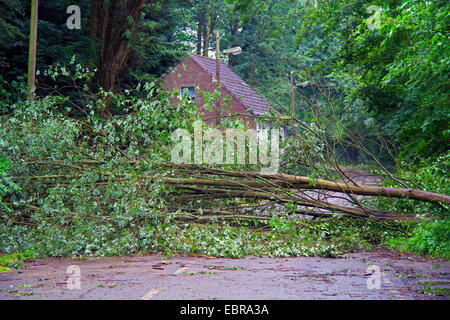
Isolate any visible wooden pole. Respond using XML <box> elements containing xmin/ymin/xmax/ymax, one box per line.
<box><xmin>204</xmin><ymin>0</ymin><xmax>212</xmax><ymax>57</ymax></box>
<box><xmin>290</xmin><ymin>75</ymin><xmax>297</xmax><ymax>137</ymax></box>
<box><xmin>216</xmin><ymin>30</ymin><xmax>220</xmax><ymax>83</ymax></box>
<box><xmin>215</xmin><ymin>30</ymin><xmax>221</xmax><ymax>123</ymax></box>
<box><xmin>27</xmin><ymin>0</ymin><xmax>38</xmax><ymax>102</ymax></box>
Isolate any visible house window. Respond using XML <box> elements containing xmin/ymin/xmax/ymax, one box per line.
<box><xmin>180</xmin><ymin>86</ymin><xmax>196</xmax><ymax>102</ymax></box>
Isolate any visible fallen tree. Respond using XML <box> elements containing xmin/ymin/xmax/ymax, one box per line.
<box><xmin>13</xmin><ymin>160</ymin><xmax>450</xmax><ymax>222</ymax></box>
<box><xmin>1</xmin><ymin>78</ymin><xmax>446</xmax><ymax>258</ymax></box>
<box><xmin>21</xmin><ymin>161</ymin><xmax>450</xmax><ymax>205</ymax></box>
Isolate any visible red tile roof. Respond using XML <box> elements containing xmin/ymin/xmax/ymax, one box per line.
<box><xmin>189</xmin><ymin>54</ymin><xmax>273</xmax><ymax>116</ymax></box>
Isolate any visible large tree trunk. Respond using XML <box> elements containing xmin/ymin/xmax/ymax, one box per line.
<box><xmin>163</xmin><ymin>164</ymin><xmax>450</xmax><ymax>206</ymax></box>
<box><xmin>25</xmin><ymin>167</ymin><xmax>450</xmax><ymax>206</ymax></box>
<box><xmin>203</xmin><ymin>0</ymin><xmax>213</xmax><ymax>57</ymax></box>
<box><xmin>197</xmin><ymin>8</ymin><xmax>205</xmax><ymax>55</ymax></box>
<box><xmin>228</xmin><ymin>21</ymin><xmax>239</xmax><ymax>67</ymax></box>
<box><xmin>90</xmin><ymin>0</ymin><xmax>144</xmax><ymax>117</ymax></box>
<box><xmin>19</xmin><ymin>161</ymin><xmax>450</xmax><ymax>221</ymax></box>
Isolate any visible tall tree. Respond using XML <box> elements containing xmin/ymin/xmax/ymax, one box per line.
<box><xmin>297</xmin><ymin>0</ymin><xmax>450</xmax><ymax>160</ymax></box>
<box><xmin>90</xmin><ymin>0</ymin><xmax>144</xmax><ymax>115</ymax></box>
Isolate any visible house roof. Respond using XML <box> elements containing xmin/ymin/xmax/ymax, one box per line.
<box><xmin>189</xmin><ymin>54</ymin><xmax>273</xmax><ymax>116</ymax></box>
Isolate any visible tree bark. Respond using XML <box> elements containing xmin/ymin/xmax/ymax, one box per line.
<box><xmin>228</xmin><ymin>21</ymin><xmax>239</xmax><ymax>67</ymax></box>
<box><xmin>197</xmin><ymin>8</ymin><xmax>205</xmax><ymax>55</ymax></box>
<box><xmin>90</xmin><ymin>0</ymin><xmax>144</xmax><ymax>117</ymax></box>
<box><xmin>22</xmin><ymin>170</ymin><xmax>450</xmax><ymax>206</ymax></box>
<box><xmin>163</xmin><ymin>164</ymin><xmax>450</xmax><ymax>205</ymax></box>
<box><xmin>203</xmin><ymin>0</ymin><xmax>213</xmax><ymax>57</ymax></box>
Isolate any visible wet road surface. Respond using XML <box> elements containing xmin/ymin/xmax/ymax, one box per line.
<box><xmin>0</xmin><ymin>249</ymin><xmax>448</xmax><ymax>300</ymax></box>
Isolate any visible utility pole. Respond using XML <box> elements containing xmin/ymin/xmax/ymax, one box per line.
<box><xmin>215</xmin><ymin>30</ymin><xmax>220</xmax><ymax>83</ymax></box>
<box><xmin>290</xmin><ymin>74</ymin><xmax>298</xmax><ymax>137</ymax></box>
<box><xmin>27</xmin><ymin>0</ymin><xmax>38</xmax><ymax>102</ymax></box>
<box><xmin>215</xmin><ymin>30</ymin><xmax>221</xmax><ymax>123</ymax></box>
<box><xmin>203</xmin><ymin>0</ymin><xmax>213</xmax><ymax>57</ymax></box>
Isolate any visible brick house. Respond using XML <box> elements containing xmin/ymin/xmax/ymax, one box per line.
<box><xmin>161</xmin><ymin>53</ymin><xmax>276</xmax><ymax>130</ymax></box>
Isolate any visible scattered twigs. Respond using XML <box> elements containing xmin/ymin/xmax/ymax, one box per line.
<box><xmin>13</xmin><ymin>160</ymin><xmax>450</xmax><ymax>223</ymax></box>
<box><xmin>163</xmin><ymin>164</ymin><xmax>450</xmax><ymax>205</ymax></box>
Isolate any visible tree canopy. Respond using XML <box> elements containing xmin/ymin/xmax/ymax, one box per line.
<box><xmin>0</xmin><ymin>0</ymin><xmax>448</xmax><ymax>159</ymax></box>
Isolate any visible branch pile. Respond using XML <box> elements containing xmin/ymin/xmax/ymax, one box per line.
<box><xmin>12</xmin><ymin>161</ymin><xmax>450</xmax><ymax>223</ymax></box>
<box><xmin>162</xmin><ymin>163</ymin><xmax>449</xmax><ymax>222</ymax></box>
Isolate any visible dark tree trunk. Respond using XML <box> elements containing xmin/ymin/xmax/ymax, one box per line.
<box><xmin>228</xmin><ymin>21</ymin><xmax>239</xmax><ymax>67</ymax></box>
<box><xmin>202</xmin><ymin>0</ymin><xmax>213</xmax><ymax>57</ymax></box>
<box><xmin>201</xmin><ymin>16</ymin><xmax>208</xmax><ymax>56</ymax></box>
<box><xmin>197</xmin><ymin>9</ymin><xmax>205</xmax><ymax>55</ymax></box>
<box><xmin>90</xmin><ymin>0</ymin><xmax>144</xmax><ymax>117</ymax></box>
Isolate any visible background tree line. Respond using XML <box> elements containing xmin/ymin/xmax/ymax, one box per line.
<box><xmin>0</xmin><ymin>0</ymin><xmax>448</xmax><ymax>261</ymax></box>
<box><xmin>0</xmin><ymin>0</ymin><xmax>448</xmax><ymax>162</ymax></box>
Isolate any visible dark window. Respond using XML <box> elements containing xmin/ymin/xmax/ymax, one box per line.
<box><xmin>180</xmin><ymin>87</ymin><xmax>196</xmax><ymax>102</ymax></box>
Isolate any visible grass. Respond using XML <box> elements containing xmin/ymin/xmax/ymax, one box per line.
<box><xmin>393</xmin><ymin>273</ymin><xmax>423</xmax><ymax>279</ymax></box>
<box><xmin>0</xmin><ymin>250</ymin><xmax>36</xmax><ymax>272</ymax></box>
<box><xmin>421</xmin><ymin>281</ymin><xmax>450</xmax><ymax>297</ymax></box>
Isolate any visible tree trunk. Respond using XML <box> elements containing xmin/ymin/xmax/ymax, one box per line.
<box><xmin>197</xmin><ymin>8</ymin><xmax>205</xmax><ymax>55</ymax></box>
<box><xmin>90</xmin><ymin>0</ymin><xmax>144</xmax><ymax>117</ymax></box>
<box><xmin>162</xmin><ymin>164</ymin><xmax>450</xmax><ymax>206</ymax></box>
<box><xmin>228</xmin><ymin>21</ymin><xmax>239</xmax><ymax>67</ymax></box>
<box><xmin>25</xmin><ymin>170</ymin><xmax>450</xmax><ymax>206</ymax></box>
<box><xmin>290</xmin><ymin>75</ymin><xmax>298</xmax><ymax>137</ymax></box>
<box><xmin>203</xmin><ymin>0</ymin><xmax>213</xmax><ymax>57</ymax></box>
<box><xmin>19</xmin><ymin>161</ymin><xmax>450</xmax><ymax>221</ymax></box>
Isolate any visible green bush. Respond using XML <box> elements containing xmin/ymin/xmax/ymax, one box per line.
<box><xmin>386</xmin><ymin>219</ymin><xmax>450</xmax><ymax>259</ymax></box>
<box><xmin>0</xmin><ymin>75</ymin><xmax>27</xmax><ymax>113</ymax></box>
<box><xmin>373</xmin><ymin>153</ymin><xmax>449</xmax><ymax>258</ymax></box>
<box><xmin>0</xmin><ymin>77</ymin><xmax>198</xmax><ymax>257</ymax></box>
<box><xmin>373</xmin><ymin>153</ymin><xmax>449</xmax><ymax>218</ymax></box>
<box><xmin>407</xmin><ymin>219</ymin><xmax>449</xmax><ymax>258</ymax></box>
<box><xmin>0</xmin><ymin>157</ymin><xmax>19</xmax><ymax>210</ymax></box>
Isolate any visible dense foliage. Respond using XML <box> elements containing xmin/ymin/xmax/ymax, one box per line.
<box><xmin>0</xmin><ymin>0</ymin><xmax>192</xmax><ymax>110</ymax></box>
<box><xmin>0</xmin><ymin>158</ymin><xmax>19</xmax><ymax>210</ymax></box>
<box><xmin>0</xmin><ymin>81</ymin><xmax>401</xmax><ymax>258</ymax></box>
<box><xmin>297</xmin><ymin>0</ymin><xmax>449</xmax><ymax>160</ymax></box>
<box><xmin>0</xmin><ymin>79</ymin><xmax>193</xmax><ymax>255</ymax></box>
<box><xmin>374</xmin><ymin>153</ymin><xmax>449</xmax><ymax>258</ymax></box>
<box><xmin>0</xmin><ymin>0</ymin><xmax>448</xmax><ymax>261</ymax></box>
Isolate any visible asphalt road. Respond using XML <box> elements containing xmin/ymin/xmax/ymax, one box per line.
<box><xmin>0</xmin><ymin>249</ymin><xmax>448</xmax><ymax>300</ymax></box>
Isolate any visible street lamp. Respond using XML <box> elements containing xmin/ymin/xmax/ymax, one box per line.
<box><xmin>215</xmin><ymin>30</ymin><xmax>242</xmax><ymax>83</ymax></box>
<box><xmin>223</xmin><ymin>47</ymin><xmax>242</xmax><ymax>55</ymax></box>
